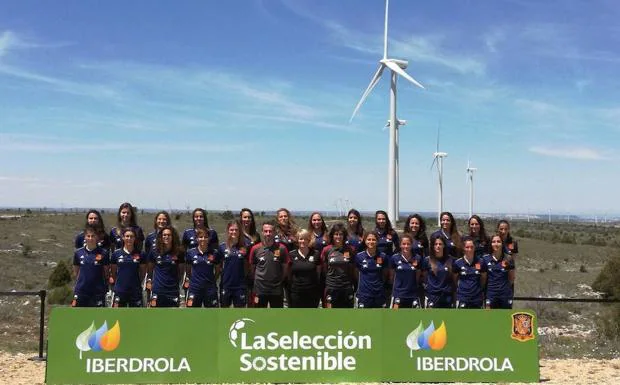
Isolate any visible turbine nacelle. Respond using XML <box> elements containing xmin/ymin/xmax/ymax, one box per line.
<box><xmin>433</xmin><ymin>152</ymin><xmax>448</xmax><ymax>158</ymax></box>
<box><xmin>381</xmin><ymin>58</ymin><xmax>408</xmax><ymax>69</ymax></box>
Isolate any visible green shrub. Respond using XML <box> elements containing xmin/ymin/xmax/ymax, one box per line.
<box><xmin>21</xmin><ymin>242</ymin><xmax>32</xmax><ymax>257</ymax></box>
<box><xmin>48</xmin><ymin>261</ymin><xmax>72</xmax><ymax>288</ymax></box>
<box><xmin>592</xmin><ymin>255</ymin><xmax>620</xmax><ymax>299</ymax></box>
<box><xmin>220</xmin><ymin>210</ymin><xmax>234</xmax><ymax>220</ymax></box>
<box><xmin>597</xmin><ymin>305</ymin><xmax>620</xmax><ymax>341</ymax></box>
<box><xmin>48</xmin><ymin>284</ymin><xmax>73</xmax><ymax>305</ymax></box>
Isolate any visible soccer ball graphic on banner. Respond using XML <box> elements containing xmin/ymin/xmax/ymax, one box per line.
<box><xmin>229</xmin><ymin>318</ymin><xmax>254</xmax><ymax>348</ymax></box>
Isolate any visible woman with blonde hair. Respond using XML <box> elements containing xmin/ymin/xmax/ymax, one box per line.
<box><xmin>287</xmin><ymin>229</ymin><xmax>321</xmax><ymax>308</ymax></box>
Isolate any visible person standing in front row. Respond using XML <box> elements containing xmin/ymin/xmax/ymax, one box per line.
<box><xmin>147</xmin><ymin>226</ymin><xmax>183</xmax><ymax>307</ymax></box>
<box><xmin>110</xmin><ymin>227</ymin><xmax>146</xmax><ymax>307</ymax></box>
<box><xmin>219</xmin><ymin>221</ymin><xmax>249</xmax><ymax>308</ymax></box>
<box><xmin>389</xmin><ymin>234</ymin><xmax>422</xmax><ymax>309</ymax></box>
<box><xmin>72</xmin><ymin>225</ymin><xmax>109</xmax><ymax>307</ymax></box>
<box><xmin>483</xmin><ymin>234</ymin><xmax>515</xmax><ymax>309</ymax></box>
<box><xmin>422</xmin><ymin>237</ymin><xmax>455</xmax><ymax>308</ymax></box>
<box><xmin>287</xmin><ymin>229</ymin><xmax>321</xmax><ymax>308</ymax></box>
<box><xmin>249</xmin><ymin>221</ymin><xmax>289</xmax><ymax>308</ymax></box>
<box><xmin>354</xmin><ymin>231</ymin><xmax>389</xmax><ymax>308</ymax></box>
<box><xmin>321</xmin><ymin>223</ymin><xmax>356</xmax><ymax>308</ymax></box>
<box><xmin>453</xmin><ymin>237</ymin><xmax>486</xmax><ymax>309</ymax></box>
<box><xmin>185</xmin><ymin>227</ymin><xmax>221</xmax><ymax>308</ymax></box>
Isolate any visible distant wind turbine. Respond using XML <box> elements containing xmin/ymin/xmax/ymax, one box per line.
<box><xmin>466</xmin><ymin>160</ymin><xmax>477</xmax><ymax>218</ymax></box>
<box><xmin>349</xmin><ymin>0</ymin><xmax>425</xmax><ymax>223</ymax></box>
<box><xmin>431</xmin><ymin>126</ymin><xmax>447</xmax><ymax>227</ymax></box>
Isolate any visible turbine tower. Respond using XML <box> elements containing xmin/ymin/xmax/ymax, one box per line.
<box><xmin>466</xmin><ymin>160</ymin><xmax>477</xmax><ymax>218</ymax></box>
<box><xmin>431</xmin><ymin>132</ymin><xmax>447</xmax><ymax>227</ymax></box>
<box><xmin>349</xmin><ymin>0</ymin><xmax>425</xmax><ymax>223</ymax></box>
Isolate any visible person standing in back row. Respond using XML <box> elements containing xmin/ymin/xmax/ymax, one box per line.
<box><xmin>346</xmin><ymin>209</ymin><xmax>365</xmax><ymax>253</ymax></box>
<box><xmin>465</xmin><ymin>215</ymin><xmax>490</xmax><ymax>259</ymax></box>
<box><xmin>110</xmin><ymin>202</ymin><xmax>145</xmax><ymax>253</ymax></box>
<box><xmin>274</xmin><ymin>208</ymin><xmax>298</xmax><ymax>252</ymax></box>
<box><xmin>182</xmin><ymin>208</ymin><xmax>219</xmax><ymax>252</ymax></box>
<box><xmin>74</xmin><ymin>209</ymin><xmax>110</xmax><ymax>250</ymax></box>
<box><xmin>145</xmin><ymin>211</ymin><xmax>171</xmax><ymax>255</ymax></box>
<box><xmin>403</xmin><ymin>214</ymin><xmax>429</xmax><ymax>258</ymax></box>
<box><xmin>374</xmin><ymin>210</ymin><xmax>400</xmax><ymax>256</ymax></box>
<box><xmin>430</xmin><ymin>211</ymin><xmax>462</xmax><ymax>259</ymax></box>
<box><xmin>249</xmin><ymin>221</ymin><xmax>289</xmax><ymax>308</ymax></box>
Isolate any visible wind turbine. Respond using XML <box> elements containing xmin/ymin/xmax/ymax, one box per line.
<box><xmin>349</xmin><ymin>0</ymin><xmax>425</xmax><ymax>223</ymax></box>
<box><xmin>466</xmin><ymin>160</ymin><xmax>477</xmax><ymax>218</ymax></box>
<box><xmin>431</xmin><ymin>127</ymin><xmax>447</xmax><ymax>227</ymax></box>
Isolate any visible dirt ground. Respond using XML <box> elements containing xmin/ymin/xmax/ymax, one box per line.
<box><xmin>1</xmin><ymin>352</ymin><xmax>618</xmax><ymax>385</ymax></box>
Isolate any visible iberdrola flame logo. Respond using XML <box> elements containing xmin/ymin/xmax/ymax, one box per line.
<box><xmin>75</xmin><ymin>321</ymin><xmax>121</xmax><ymax>359</ymax></box>
<box><xmin>406</xmin><ymin>321</ymin><xmax>447</xmax><ymax>357</ymax></box>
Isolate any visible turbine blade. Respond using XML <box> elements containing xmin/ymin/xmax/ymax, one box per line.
<box><xmin>430</xmin><ymin>156</ymin><xmax>437</xmax><ymax>171</ymax></box>
<box><xmin>383</xmin><ymin>60</ymin><xmax>425</xmax><ymax>89</ymax></box>
<box><xmin>350</xmin><ymin>65</ymin><xmax>385</xmax><ymax>122</ymax></box>
<box><xmin>383</xmin><ymin>0</ymin><xmax>389</xmax><ymax>60</ymax></box>
<box><xmin>436</xmin><ymin>122</ymin><xmax>440</xmax><ymax>152</ymax></box>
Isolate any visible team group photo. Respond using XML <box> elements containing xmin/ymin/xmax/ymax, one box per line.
<box><xmin>72</xmin><ymin>202</ymin><xmax>518</xmax><ymax>311</ymax></box>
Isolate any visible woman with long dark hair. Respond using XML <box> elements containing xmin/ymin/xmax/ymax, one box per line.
<box><xmin>147</xmin><ymin>225</ymin><xmax>183</xmax><ymax>307</ymax></box>
<box><xmin>219</xmin><ymin>221</ymin><xmax>249</xmax><ymax>308</ymax></box>
<box><xmin>403</xmin><ymin>213</ymin><xmax>429</xmax><ymax>258</ymax></box>
<box><xmin>389</xmin><ymin>234</ymin><xmax>422</xmax><ymax>309</ymax></box>
<box><xmin>308</xmin><ymin>212</ymin><xmax>329</xmax><ymax>255</ymax></box>
<box><xmin>483</xmin><ymin>233</ymin><xmax>515</xmax><ymax>309</ymax></box>
<box><xmin>74</xmin><ymin>209</ymin><xmax>110</xmax><ymax>250</ymax></box>
<box><xmin>182</xmin><ymin>208</ymin><xmax>219</xmax><ymax>252</ymax></box>
<box><xmin>453</xmin><ymin>236</ymin><xmax>486</xmax><ymax>309</ymax></box>
<box><xmin>321</xmin><ymin>223</ymin><xmax>355</xmax><ymax>308</ymax></box>
<box><xmin>145</xmin><ymin>211</ymin><xmax>171</xmax><ymax>255</ymax></box>
<box><xmin>110</xmin><ymin>227</ymin><xmax>146</xmax><ymax>307</ymax></box>
<box><xmin>374</xmin><ymin>210</ymin><xmax>400</xmax><ymax>256</ymax></box>
<box><xmin>239</xmin><ymin>208</ymin><xmax>260</xmax><ymax>248</ymax></box>
<box><xmin>497</xmin><ymin>219</ymin><xmax>519</xmax><ymax>257</ymax></box>
<box><xmin>430</xmin><ymin>211</ymin><xmax>463</xmax><ymax>259</ymax></box>
<box><xmin>466</xmin><ymin>215</ymin><xmax>490</xmax><ymax>258</ymax></box>
<box><xmin>274</xmin><ymin>208</ymin><xmax>298</xmax><ymax>252</ymax></box>
<box><xmin>110</xmin><ymin>202</ymin><xmax>144</xmax><ymax>252</ymax></box>
<box><xmin>354</xmin><ymin>231</ymin><xmax>389</xmax><ymax>308</ymax></box>
<box><xmin>421</xmin><ymin>237</ymin><xmax>455</xmax><ymax>308</ymax></box>
<box><xmin>345</xmin><ymin>209</ymin><xmax>365</xmax><ymax>253</ymax></box>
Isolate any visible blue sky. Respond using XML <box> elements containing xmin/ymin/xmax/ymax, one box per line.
<box><xmin>1</xmin><ymin>0</ymin><xmax>619</xmax><ymax>215</ymax></box>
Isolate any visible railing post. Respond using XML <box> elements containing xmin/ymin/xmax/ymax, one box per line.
<box><xmin>29</xmin><ymin>290</ymin><xmax>47</xmax><ymax>361</ymax></box>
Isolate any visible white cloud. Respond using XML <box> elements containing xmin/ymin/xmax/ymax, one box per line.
<box><xmin>483</xmin><ymin>28</ymin><xmax>505</xmax><ymax>53</ymax></box>
<box><xmin>529</xmin><ymin>146</ymin><xmax>610</xmax><ymax>160</ymax></box>
<box><xmin>0</xmin><ymin>31</ymin><xmax>20</xmax><ymax>58</ymax></box>
<box><xmin>323</xmin><ymin>21</ymin><xmax>485</xmax><ymax>76</ymax></box>
<box><xmin>0</xmin><ymin>133</ymin><xmax>254</xmax><ymax>154</ymax></box>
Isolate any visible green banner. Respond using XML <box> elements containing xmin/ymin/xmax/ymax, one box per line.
<box><xmin>46</xmin><ymin>308</ymin><xmax>539</xmax><ymax>384</ymax></box>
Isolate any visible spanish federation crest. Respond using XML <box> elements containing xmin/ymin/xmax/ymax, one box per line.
<box><xmin>511</xmin><ymin>312</ymin><xmax>535</xmax><ymax>342</ymax></box>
